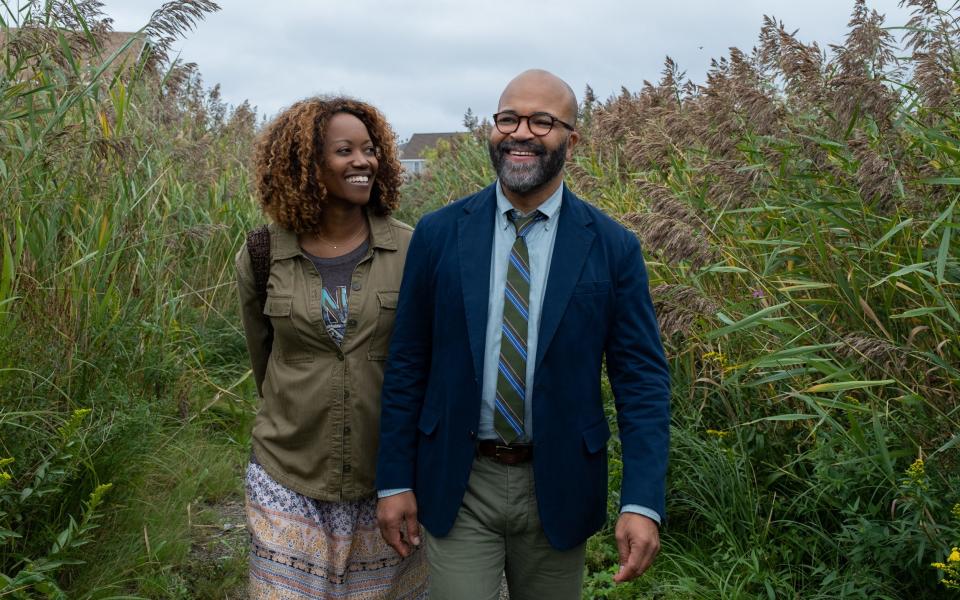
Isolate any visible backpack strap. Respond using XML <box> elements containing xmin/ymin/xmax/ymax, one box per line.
<box><xmin>246</xmin><ymin>224</ymin><xmax>273</xmax><ymax>350</ymax></box>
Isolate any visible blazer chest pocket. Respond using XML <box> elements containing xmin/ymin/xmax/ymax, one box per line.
<box><xmin>263</xmin><ymin>294</ymin><xmax>314</xmax><ymax>363</ymax></box>
<box><xmin>573</xmin><ymin>280</ymin><xmax>611</xmax><ymax>296</ymax></box>
<box><xmin>367</xmin><ymin>291</ymin><xmax>398</xmax><ymax>361</ymax></box>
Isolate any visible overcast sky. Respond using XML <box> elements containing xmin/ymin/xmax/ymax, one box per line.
<box><xmin>100</xmin><ymin>0</ymin><xmax>914</xmax><ymax>141</ymax></box>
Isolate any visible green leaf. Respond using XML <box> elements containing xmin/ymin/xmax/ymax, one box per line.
<box><xmin>870</xmin><ymin>218</ymin><xmax>913</xmax><ymax>251</ymax></box>
<box><xmin>890</xmin><ymin>307</ymin><xmax>943</xmax><ymax>319</ymax></box>
<box><xmin>706</xmin><ymin>302</ymin><xmax>790</xmax><ymax>340</ymax></box>
<box><xmin>918</xmin><ymin>177</ymin><xmax>960</xmax><ymax>185</ymax></box>
<box><xmin>936</xmin><ymin>222</ymin><xmax>952</xmax><ymax>283</ymax></box>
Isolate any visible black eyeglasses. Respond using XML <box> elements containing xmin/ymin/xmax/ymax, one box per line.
<box><xmin>493</xmin><ymin>111</ymin><xmax>575</xmax><ymax>136</ymax></box>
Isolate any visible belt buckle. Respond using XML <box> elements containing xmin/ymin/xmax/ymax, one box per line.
<box><xmin>494</xmin><ymin>444</ymin><xmax>513</xmax><ymax>460</ymax></box>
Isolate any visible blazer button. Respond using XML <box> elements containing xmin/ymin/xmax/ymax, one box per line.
<box><xmin>469</xmin><ymin>430</ymin><xmax>477</xmax><ymax>439</ymax></box>
<box><xmin>343</xmin><ymin>464</ymin><xmax>352</xmax><ymax>473</ymax></box>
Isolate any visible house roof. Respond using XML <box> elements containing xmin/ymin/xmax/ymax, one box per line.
<box><xmin>399</xmin><ymin>132</ymin><xmax>465</xmax><ymax>160</ymax></box>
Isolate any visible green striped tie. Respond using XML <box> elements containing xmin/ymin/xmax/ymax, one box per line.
<box><xmin>494</xmin><ymin>210</ymin><xmax>545</xmax><ymax>444</ymax></box>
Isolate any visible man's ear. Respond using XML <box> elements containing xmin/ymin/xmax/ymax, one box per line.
<box><xmin>565</xmin><ymin>130</ymin><xmax>581</xmax><ymax>160</ymax></box>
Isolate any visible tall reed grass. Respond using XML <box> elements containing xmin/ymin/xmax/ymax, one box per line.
<box><xmin>1</xmin><ymin>1</ymin><xmax>258</xmax><ymax>596</ymax></box>
<box><xmin>410</xmin><ymin>1</ymin><xmax>960</xmax><ymax>597</ymax></box>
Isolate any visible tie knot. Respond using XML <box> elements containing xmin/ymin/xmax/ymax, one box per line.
<box><xmin>508</xmin><ymin>210</ymin><xmax>545</xmax><ymax>237</ymax></box>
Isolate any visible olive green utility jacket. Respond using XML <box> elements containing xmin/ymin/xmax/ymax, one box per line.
<box><xmin>236</xmin><ymin>213</ymin><xmax>413</xmax><ymax>501</ymax></box>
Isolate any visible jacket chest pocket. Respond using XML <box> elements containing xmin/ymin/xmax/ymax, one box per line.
<box><xmin>263</xmin><ymin>294</ymin><xmax>315</xmax><ymax>363</ymax></box>
<box><xmin>367</xmin><ymin>290</ymin><xmax>398</xmax><ymax>361</ymax></box>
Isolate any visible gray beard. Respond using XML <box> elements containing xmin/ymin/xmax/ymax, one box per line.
<box><xmin>489</xmin><ymin>137</ymin><xmax>568</xmax><ymax>195</ymax></box>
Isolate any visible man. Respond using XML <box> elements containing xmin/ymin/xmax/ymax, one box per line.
<box><xmin>376</xmin><ymin>69</ymin><xmax>670</xmax><ymax>599</ymax></box>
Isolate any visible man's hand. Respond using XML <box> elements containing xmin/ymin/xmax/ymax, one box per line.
<box><xmin>376</xmin><ymin>491</ymin><xmax>421</xmax><ymax>558</ymax></box>
<box><xmin>613</xmin><ymin>512</ymin><xmax>660</xmax><ymax>583</ymax></box>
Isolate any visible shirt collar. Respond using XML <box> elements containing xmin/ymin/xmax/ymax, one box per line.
<box><xmin>270</xmin><ymin>209</ymin><xmax>397</xmax><ymax>260</ymax></box>
<box><xmin>495</xmin><ymin>180</ymin><xmax>564</xmax><ymax>231</ymax></box>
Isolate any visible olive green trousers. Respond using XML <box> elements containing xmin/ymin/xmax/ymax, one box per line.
<box><xmin>423</xmin><ymin>456</ymin><xmax>586</xmax><ymax>600</ymax></box>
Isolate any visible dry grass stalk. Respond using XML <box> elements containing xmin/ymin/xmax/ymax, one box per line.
<box><xmin>650</xmin><ymin>284</ymin><xmax>719</xmax><ymax>338</ymax></box>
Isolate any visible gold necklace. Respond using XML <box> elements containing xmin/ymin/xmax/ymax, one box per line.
<box><xmin>316</xmin><ymin>221</ymin><xmax>367</xmax><ymax>249</ymax></box>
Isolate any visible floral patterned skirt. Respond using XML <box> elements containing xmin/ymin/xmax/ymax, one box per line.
<box><xmin>245</xmin><ymin>460</ymin><xmax>428</xmax><ymax>599</ymax></box>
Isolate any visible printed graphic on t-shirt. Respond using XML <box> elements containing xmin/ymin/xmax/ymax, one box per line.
<box><xmin>321</xmin><ymin>286</ymin><xmax>348</xmax><ymax>345</ymax></box>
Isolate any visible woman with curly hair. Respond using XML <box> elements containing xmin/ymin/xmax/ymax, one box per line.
<box><xmin>236</xmin><ymin>97</ymin><xmax>428</xmax><ymax>599</ymax></box>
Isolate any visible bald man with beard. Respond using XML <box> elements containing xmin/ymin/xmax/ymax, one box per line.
<box><xmin>375</xmin><ymin>69</ymin><xmax>671</xmax><ymax>600</ymax></box>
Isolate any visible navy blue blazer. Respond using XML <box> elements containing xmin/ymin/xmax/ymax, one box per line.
<box><xmin>375</xmin><ymin>183</ymin><xmax>670</xmax><ymax>551</ymax></box>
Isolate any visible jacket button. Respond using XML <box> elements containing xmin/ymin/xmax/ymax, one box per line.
<box><xmin>336</xmin><ymin>351</ymin><xmax>344</xmax><ymax>361</ymax></box>
<box><xmin>344</xmin><ymin>425</ymin><xmax>351</xmax><ymax>434</ymax></box>
<box><xmin>347</xmin><ymin>319</ymin><xmax>357</xmax><ymax>327</ymax></box>
<box><xmin>343</xmin><ymin>464</ymin><xmax>351</xmax><ymax>473</ymax></box>
<box><xmin>351</xmin><ymin>281</ymin><xmax>361</xmax><ymax>291</ymax></box>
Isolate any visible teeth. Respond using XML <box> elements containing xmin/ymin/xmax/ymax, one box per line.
<box><xmin>346</xmin><ymin>176</ymin><xmax>369</xmax><ymax>184</ymax></box>
<box><xmin>510</xmin><ymin>151</ymin><xmax>536</xmax><ymax>156</ymax></box>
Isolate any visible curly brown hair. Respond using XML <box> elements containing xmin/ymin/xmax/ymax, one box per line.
<box><xmin>252</xmin><ymin>96</ymin><xmax>402</xmax><ymax>233</ymax></box>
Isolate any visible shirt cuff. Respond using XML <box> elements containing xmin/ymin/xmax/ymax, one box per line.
<box><xmin>620</xmin><ymin>504</ymin><xmax>662</xmax><ymax>525</ymax></box>
<box><xmin>377</xmin><ymin>488</ymin><xmax>412</xmax><ymax>499</ymax></box>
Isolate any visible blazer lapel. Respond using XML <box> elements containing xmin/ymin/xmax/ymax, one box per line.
<box><xmin>458</xmin><ymin>185</ymin><xmax>497</xmax><ymax>387</ymax></box>
<box><xmin>535</xmin><ymin>189</ymin><xmax>595</xmax><ymax>371</ymax></box>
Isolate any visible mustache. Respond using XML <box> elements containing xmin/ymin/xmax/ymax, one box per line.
<box><xmin>495</xmin><ymin>140</ymin><xmax>545</xmax><ymax>155</ymax></box>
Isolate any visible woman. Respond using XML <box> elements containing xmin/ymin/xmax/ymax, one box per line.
<box><xmin>236</xmin><ymin>97</ymin><xmax>427</xmax><ymax>599</ymax></box>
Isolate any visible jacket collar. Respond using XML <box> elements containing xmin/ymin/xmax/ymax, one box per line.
<box><xmin>268</xmin><ymin>210</ymin><xmax>397</xmax><ymax>260</ymax></box>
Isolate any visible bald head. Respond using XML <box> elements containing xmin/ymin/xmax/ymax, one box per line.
<box><xmin>498</xmin><ymin>69</ymin><xmax>578</xmax><ymax>125</ymax></box>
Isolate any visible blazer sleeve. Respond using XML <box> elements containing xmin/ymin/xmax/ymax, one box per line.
<box><xmin>375</xmin><ymin>218</ymin><xmax>435</xmax><ymax>491</ymax></box>
<box><xmin>605</xmin><ymin>231</ymin><xmax>671</xmax><ymax>521</ymax></box>
<box><xmin>236</xmin><ymin>246</ymin><xmax>271</xmax><ymax>398</ymax></box>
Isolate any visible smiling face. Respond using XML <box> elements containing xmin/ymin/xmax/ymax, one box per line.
<box><xmin>320</xmin><ymin>112</ymin><xmax>379</xmax><ymax>208</ymax></box>
<box><xmin>488</xmin><ymin>70</ymin><xmax>580</xmax><ymax>201</ymax></box>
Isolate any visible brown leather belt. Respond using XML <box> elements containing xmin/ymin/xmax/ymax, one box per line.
<box><xmin>476</xmin><ymin>440</ymin><xmax>533</xmax><ymax>465</ymax></box>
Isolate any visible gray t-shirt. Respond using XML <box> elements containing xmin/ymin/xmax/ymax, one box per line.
<box><xmin>303</xmin><ymin>241</ymin><xmax>369</xmax><ymax>345</ymax></box>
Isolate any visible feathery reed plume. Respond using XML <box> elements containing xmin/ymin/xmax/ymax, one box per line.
<box><xmin>142</xmin><ymin>1</ymin><xmax>220</xmax><ymax>69</ymax></box>
<box><xmin>592</xmin><ymin>58</ymin><xmax>690</xmax><ymax>167</ymax></box>
<box><xmin>621</xmin><ymin>211</ymin><xmax>717</xmax><ymax>269</ymax></box>
<box><xmin>848</xmin><ymin>133</ymin><xmax>902</xmax><ymax>213</ymax></box>
<box><xmin>650</xmin><ymin>284</ymin><xmax>719</xmax><ymax>338</ymax></box>
<box><xmin>699</xmin><ymin>159</ymin><xmax>761</xmax><ymax>209</ymax></box>
<box><xmin>636</xmin><ymin>181</ymin><xmax>699</xmax><ymax>226</ymax></box>
<box><xmin>901</xmin><ymin>0</ymin><xmax>959</xmax><ymax>111</ymax></box>
<box><xmin>837</xmin><ymin>332</ymin><xmax>915</xmax><ymax>380</ymax></box>
<box><xmin>758</xmin><ymin>16</ymin><xmax>826</xmax><ymax>108</ymax></box>
<box><xmin>3</xmin><ymin>0</ymin><xmax>113</xmax><ymax>71</ymax></box>
<box><xmin>826</xmin><ymin>0</ymin><xmax>899</xmax><ymax>131</ymax></box>
<box><xmin>564</xmin><ymin>161</ymin><xmax>600</xmax><ymax>197</ymax></box>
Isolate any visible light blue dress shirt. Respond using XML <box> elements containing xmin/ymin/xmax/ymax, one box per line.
<box><xmin>380</xmin><ymin>180</ymin><xmax>660</xmax><ymax>525</ymax></box>
<box><xmin>477</xmin><ymin>181</ymin><xmax>562</xmax><ymax>441</ymax></box>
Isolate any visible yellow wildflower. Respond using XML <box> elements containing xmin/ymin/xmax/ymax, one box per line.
<box><xmin>952</xmin><ymin>503</ymin><xmax>960</xmax><ymax>521</ymax></box>
<box><xmin>702</xmin><ymin>351</ymin><xmax>727</xmax><ymax>365</ymax></box>
<box><xmin>706</xmin><ymin>429</ymin><xmax>731</xmax><ymax>438</ymax></box>
<box><xmin>950</xmin><ymin>548</ymin><xmax>960</xmax><ymax>563</ymax></box>
<box><xmin>905</xmin><ymin>458</ymin><xmax>925</xmax><ymax>480</ymax></box>
<box><xmin>0</xmin><ymin>457</ymin><xmax>13</xmax><ymax>469</ymax></box>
